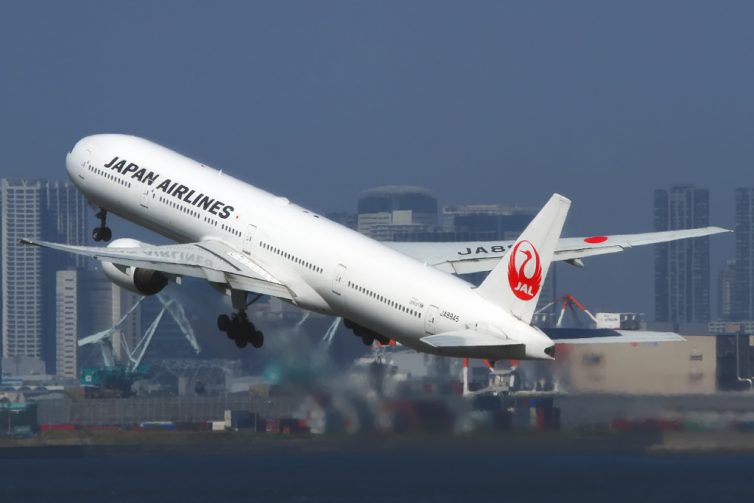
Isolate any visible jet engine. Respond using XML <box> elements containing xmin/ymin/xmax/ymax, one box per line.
<box><xmin>101</xmin><ymin>238</ymin><xmax>168</xmax><ymax>295</ymax></box>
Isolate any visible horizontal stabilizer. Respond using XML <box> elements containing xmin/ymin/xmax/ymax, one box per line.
<box><xmin>421</xmin><ymin>330</ymin><xmax>522</xmax><ymax>348</ymax></box>
<box><xmin>420</xmin><ymin>330</ymin><xmax>526</xmax><ymax>359</ymax></box>
<box><xmin>543</xmin><ymin>328</ymin><xmax>685</xmax><ymax>344</ymax></box>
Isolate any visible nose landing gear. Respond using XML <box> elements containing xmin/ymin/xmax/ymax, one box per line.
<box><xmin>92</xmin><ymin>209</ymin><xmax>112</xmax><ymax>242</ymax></box>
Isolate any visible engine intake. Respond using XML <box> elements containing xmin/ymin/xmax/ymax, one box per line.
<box><xmin>101</xmin><ymin>238</ymin><xmax>168</xmax><ymax>295</ymax></box>
<box><xmin>102</xmin><ymin>262</ymin><xmax>168</xmax><ymax>296</ymax></box>
<box><xmin>133</xmin><ymin>268</ymin><xmax>168</xmax><ymax>295</ymax></box>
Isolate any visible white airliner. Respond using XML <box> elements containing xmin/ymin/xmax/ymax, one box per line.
<box><xmin>22</xmin><ymin>135</ymin><xmax>729</xmax><ymax>360</ymax></box>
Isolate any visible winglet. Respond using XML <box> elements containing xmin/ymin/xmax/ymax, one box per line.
<box><xmin>476</xmin><ymin>194</ymin><xmax>570</xmax><ymax>323</ymax></box>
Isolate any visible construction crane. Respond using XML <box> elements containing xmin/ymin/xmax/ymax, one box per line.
<box><xmin>320</xmin><ymin>317</ymin><xmax>342</xmax><ymax>347</ymax></box>
<box><xmin>78</xmin><ymin>293</ymin><xmax>200</xmax><ymax>395</ymax></box>
<box><xmin>536</xmin><ymin>293</ymin><xmax>598</xmax><ymax>328</ymax></box>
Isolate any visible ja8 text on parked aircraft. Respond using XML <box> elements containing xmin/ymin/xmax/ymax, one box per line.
<box><xmin>22</xmin><ymin>135</ymin><xmax>730</xmax><ymax>360</ymax></box>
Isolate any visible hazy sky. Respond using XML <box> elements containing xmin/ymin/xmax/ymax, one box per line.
<box><xmin>2</xmin><ymin>1</ymin><xmax>753</xmax><ymax>316</ymax></box>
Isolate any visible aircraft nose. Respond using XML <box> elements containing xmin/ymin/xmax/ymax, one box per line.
<box><xmin>66</xmin><ymin>137</ymin><xmax>93</xmax><ymax>180</ymax></box>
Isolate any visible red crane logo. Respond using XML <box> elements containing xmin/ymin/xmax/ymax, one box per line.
<box><xmin>507</xmin><ymin>240</ymin><xmax>542</xmax><ymax>301</ymax></box>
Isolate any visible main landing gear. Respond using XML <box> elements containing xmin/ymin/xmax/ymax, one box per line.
<box><xmin>218</xmin><ymin>292</ymin><xmax>265</xmax><ymax>349</ymax></box>
<box><xmin>217</xmin><ymin>311</ymin><xmax>264</xmax><ymax>348</ymax></box>
<box><xmin>344</xmin><ymin>319</ymin><xmax>390</xmax><ymax>346</ymax></box>
<box><xmin>92</xmin><ymin>209</ymin><xmax>112</xmax><ymax>242</ymax></box>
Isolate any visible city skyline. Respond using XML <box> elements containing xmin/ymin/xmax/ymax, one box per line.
<box><xmin>0</xmin><ymin>177</ymin><xmax>748</xmax><ymax>324</ymax></box>
<box><xmin>0</xmin><ymin>172</ymin><xmax>747</xmax><ymax>390</ymax></box>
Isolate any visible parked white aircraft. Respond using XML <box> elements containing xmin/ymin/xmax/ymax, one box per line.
<box><xmin>22</xmin><ymin>135</ymin><xmax>729</xmax><ymax>360</ymax></box>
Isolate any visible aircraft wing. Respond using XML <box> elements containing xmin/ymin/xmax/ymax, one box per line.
<box><xmin>386</xmin><ymin>226</ymin><xmax>731</xmax><ymax>274</ymax></box>
<box><xmin>19</xmin><ymin>238</ymin><xmax>294</xmax><ymax>300</ymax></box>
<box><xmin>543</xmin><ymin>328</ymin><xmax>686</xmax><ymax>344</ymax></box>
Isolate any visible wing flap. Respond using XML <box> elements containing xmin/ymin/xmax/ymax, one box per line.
<box><xmin>225</xmin><ymin>274</ymin><xmax>293</xmax><ymax>299</ymax></box>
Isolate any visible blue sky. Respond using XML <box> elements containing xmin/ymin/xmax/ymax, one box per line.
<box><xmin>2</xmin><ymin>1</ymin><xmax>752</xmax><ymax>315</ymax></box>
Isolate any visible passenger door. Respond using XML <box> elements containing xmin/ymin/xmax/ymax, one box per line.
<box><xmin>332</xmin><ymin>264</ymin><xmax>347</xmax><ymax>296</ymax></box>
<box><xmin>140</xmin><ymin>188</ymin><xmax>150</xmax><ymax>209</ymax></box>
<box><xmin>425</xmin><ymin>305</ymin><xmax>439</xmax><ymax>334</ymax></box>
<box><xmin>242</xmin><ymin>224</ymin><xmax>257</xmax><ymax>255</ymax></box>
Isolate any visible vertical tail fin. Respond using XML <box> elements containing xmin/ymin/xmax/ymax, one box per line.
<box><xmin>476</xmin><ymin>194</ymin><xmax>571</xmax><ymax>323</ymax></box>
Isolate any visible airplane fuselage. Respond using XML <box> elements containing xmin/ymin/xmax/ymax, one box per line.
<box><xmin>65</xmin><ymin>134</ymin><xmax>554</xmax><ymax>359</ymax></box>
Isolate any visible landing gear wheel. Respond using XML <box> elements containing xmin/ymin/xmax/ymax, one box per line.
<box><xmin>362</xmin><ymin>335</ymin><xmax>375</xmax><ymax>346</ymax></box>
<box><xmin>92</xmin><ymin>227</ymin><xmax>112</xmax><ymax>242</ymax></box>
<box><xmin>217</xmin><ymin>314</ymin><xmax>231</xmax><ymax>332</ymax></box>
<box><xmin>218</xmin><ymin>308</ymin><xmax>264</xmax><ymax>350</ymax></box>
<box><xmin>251</xmin><ymin>330</ymin><xmax>264</xmax><ymax>348</ymax></box>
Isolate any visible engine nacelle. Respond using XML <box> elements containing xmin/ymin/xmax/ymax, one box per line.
<box><xmin>101</xmin><ymin>238</ymin><xmax>168</xmax><ymax>296</ymax></box>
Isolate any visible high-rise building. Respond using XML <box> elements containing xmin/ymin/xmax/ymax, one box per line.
<box><xmin>357</xmin><ymin>186</ymin><xmax>438</xmax><ymax>240</ymax></box>
<box><xmin>1</xmin><ymin>179</ymin><xmax>90</xmax><ymax>375</ymax></box>
<box><xmin>442</xmin><ymin>204</ymin><xmax>536</xmax><ymax>240</ymax></box>
<box><xmin>654</xmin><ymin>185</ymin><xmax>711</xmax><ymax>324</ymax></box>
<box><xmin>734</xmin><ymin>188</ymin><xmax>754</xmax><ymax>320</ymax></box>
<box><xmin>719</xmin><ymin>259</ymin><xmax>736</xmax><ymax>321</ymax></box>
<box><xmin>42</xmin><ymin>181</ymin><xmax>91</xmax><ymax>372</ymax></box>
<box><xmin>43</xmin><ymin>180</ymin><xmax>90</xmax><ymax>269</ymax></box>
<box><xmin>2</xmin><ymin>180</ymin><xmax>45</xmax><ymax>365</ymax></box>
<box><xmin>55</xmin><ymin>268</ymin><xmax>141</xmax><ymax>380</ymax></box>
<box><xmin>55</xmin><ymin>270</ymin><xmax>78</xmax><ymax>379</ymax></box>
